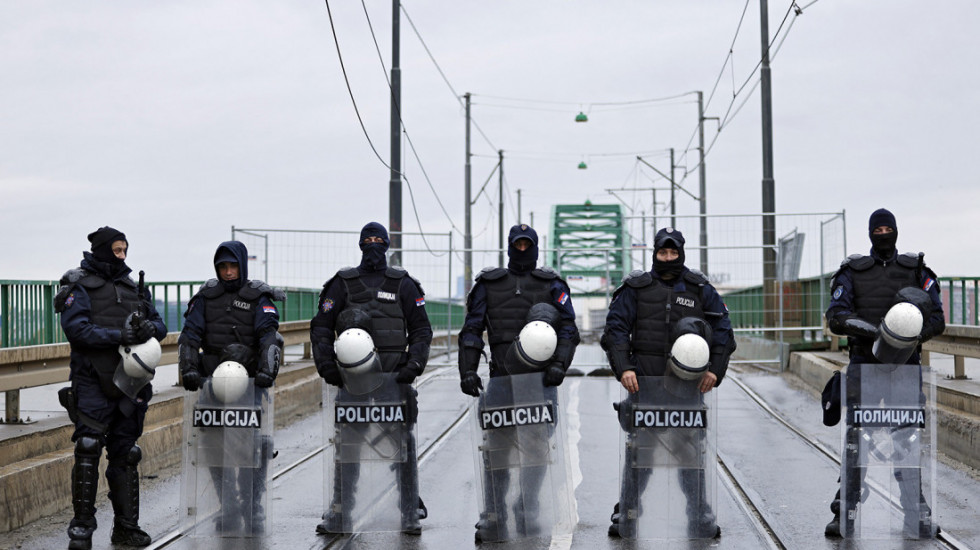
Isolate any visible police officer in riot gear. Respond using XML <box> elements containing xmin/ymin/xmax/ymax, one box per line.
<box><xmin>311</xmin><ymin>222</ymin><xmax>433</xmax><ymax>535</ymax></box>
<box><xmin>178</xmin><ymin>240</ymin><xmax>284</xmax><ymax>532</ymax></box>
<box><xmin>823</xmin><ymin>208</ymin><xmax>944</xmax><ymax>538</ymax></box>
<box><xmin>458</xmin><ymin>223</ymin><xmax>580</xmax><ymax>542</ymax></box>
<box><xmin>602</xmin><ymin>227</ymin><xmax>735</xmax><ymax>539</ymax></box>
<box><xmin>55</xmin><ymin>227</ymin><xmax>167</xmax><ymax>550</ymax></box>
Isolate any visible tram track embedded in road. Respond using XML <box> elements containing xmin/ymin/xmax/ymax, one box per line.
<box><xmin>726</xmin><ymin>371</ymin><xmax>970</xmax><ymax>550</ymax></box>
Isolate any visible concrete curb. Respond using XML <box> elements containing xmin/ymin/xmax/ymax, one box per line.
<box><xmin>0</xmin><ymin>362</ymin><xmax>322</xmax><ymax>533</ymax></box>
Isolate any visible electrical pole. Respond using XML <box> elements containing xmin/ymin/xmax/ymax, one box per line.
<box><xmin>670</xmin><ymin>148</ymin><xmax>676</xmax><ymax>227</ymax></box>
<box><xmin>388</xmin><ymin>0</ymin><xmax>402</xmax><ymax>266</ymax></box>
<box><xmin>464</xmin><ymin>93</ymin><xmax>473</xmax><ymax>295</ymax></box>
<box><xmin>517</xmin><ymin>189</ymin><xmax>522</xmax><ymax>223</ymax></box>
<box><xmin>498</xmin><ymin>150</ymin><xmax>504</xmax><ymax>267</ymax></box>
<box><xmin>760</xmin><ymin>0</ymin><xmax>777</xmax><ymax>323</ymax></box>
<box><xmin>697</xmin><ymin>91</ymin><xmax>708</xmax><ymax>274</ymax></box>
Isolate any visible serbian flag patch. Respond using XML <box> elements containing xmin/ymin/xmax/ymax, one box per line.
<box><xmin>415</xmin><ymin>297</ymin><xmax>425</xmax><ymax>306</ymax></box>
<box><xmin>558</xmin><ymin>292</ymin><xmax>568</xmax><ymax>305</ymax></box>
<box><xmin>262</xmin><ymin>305</ymin><xmax>277</xmax><ymax>314</ymax></box>
<box><xmin>923</xmin><ymin>278</ymin><xmax>935</xmax><ymax>291</ymax></box>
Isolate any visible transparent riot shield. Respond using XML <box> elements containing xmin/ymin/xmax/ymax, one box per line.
<box><xmin>321</xmin><ymin>373</ymin><xmax>419</xmax><ymax>533</ymax></box>
<box><xmin>470</xmin><ymin>372</ymin><xmax>576</xmax><ymax>542</ymax></box>
<box><xmin>617</xmin><ymin>376</ymin><xmax>717</xmax><ymax>540</ymax></box>
<box><xmin>840</xmin><ymin>363</ymin><xmax>937</xmax><ymax>539</ymax></box>
<box><xmin>179</xmin><ymin>379</ymin><xmax>274</xmax><ymax>538</ymax></box>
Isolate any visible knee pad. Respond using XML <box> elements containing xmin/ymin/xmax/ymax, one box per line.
<box><xmin>74</xmin><ymin>436</ymin><xmax>103</xmax><ymax>458</ymax></box>
<box><xmin>124</xmin><ymin>445</ymin><xmax>143</xmax><ymax>466</ymax></box>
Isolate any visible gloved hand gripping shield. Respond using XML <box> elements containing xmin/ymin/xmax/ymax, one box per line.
<box><xmin>321</xmin><ymin>373</ymin><xmax>420</xmax><ymax>533</ymax></box>
<box><xmin>839</xmin><ymin>363</ymin><xmax>937</xmax><ymax>540</ymax></box>
<box><xmin>179</xmin><ymin>372</ymin><xmax>274</xmax><ymax>538</ymax></box>
<box><xmin>470</xmin><ymin>372</ymin><xmax>575</xmax><ymax>542</ymax></box>
<box><xmin>616</xmin><ymin>376</ymin><xmax>717</xmax><ymax>540</ymax></box>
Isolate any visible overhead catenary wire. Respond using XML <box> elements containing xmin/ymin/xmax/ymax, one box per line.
<box><xmin>356</xmin><ymin>0</ymin><xmax>461</xmax><ymax>252</ymax></box>
<box><xmin>399</xmin><ymin>4</ymin><xmax>497</xmax><ymax>152</ymax></box>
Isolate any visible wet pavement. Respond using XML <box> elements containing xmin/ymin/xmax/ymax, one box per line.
<box><xmin>3</xmin><ymin>344</ymin><xmax>978</xmax><ymax>550</ymax></box>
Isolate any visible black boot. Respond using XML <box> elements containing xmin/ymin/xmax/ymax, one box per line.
<box><xmin>208</xmin><ymin>467</ymin><xmax>241</xmax><ymax>533</ymax></box>
<box><xmin>67</xmin><ymin>437</ymin><xmax>101</xmax><ymax>550</ymax></box>
<box><xmin>106</xmin><ymin>446</ymin><xmax>151</xmax><ymax>546</ymax></box>
<box><xmin>241</xmin><ymin>436</ymin><xmax>273</xmax><ymax>534</ymax></box>
<box><xmin>681</xmin><ymin>469</ymin><xmax>720</xmax><ymax>538</ymax></box>
<box><xmin>316</xmin><ymin>461</ymin><xmax>357</xmax><ymax>534</ymax></box>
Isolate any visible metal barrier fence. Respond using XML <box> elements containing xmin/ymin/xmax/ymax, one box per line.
<box><xmin>1</xmin><ymin>279</ymin><xmax>462</xmax><ymax>349</ymax></box>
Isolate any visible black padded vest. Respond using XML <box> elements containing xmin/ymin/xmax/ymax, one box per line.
<box><xmin>339</xmin><ymin>267</ymin><xmax>409</xmax><ymax>372</ymax></box>
<box><xmin>849</xmin><ymin>255</ymin><xmax>918</xmax><ymax>349</ymax></box>
<box><xmin>193</xmin><ymin>278</ymin><xmax>283</xmax><ymax>375</ymax></box>
<box><xmin>480</xmin><ymin>267</ymin><xmax>557</xmax><ymax>367</ymax></box>
<box><xmin>625</xmin><ymin>270</ymin><xmax>707</xmax><ymax>376</ymax></box>
<box><xmin>79</xmin><ymin>273</ymin><xmax>142</xmax><ymax>386</ymax></box>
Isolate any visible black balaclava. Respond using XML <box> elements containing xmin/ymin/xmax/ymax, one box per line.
<box><xmin>652</xmin><ymin>227</ymin><xmax>686</xmax><ymax>280</ymax></box>
<box><xmin>507</xmin><ymin>224</ymin><xmax>539</xmax><ymax>273</ymax></box>
<box><xmin>86</xmin><ymin>226</ymin><xmax>128</xmax><ymax>275</ymax></box>
<box><xmin>358</xmin><ymin>222</ymin><xmax>390</xmax><ymax>272</ymax></box>
<box><xmin>868</xmin><ymin>208</ymin><xmax>898</xmax><ymax>260</ymax></box>
<box><xmin>214</xmin><ymin>240</ymin><xmax>249</xmax><ymax>292</ymax></box>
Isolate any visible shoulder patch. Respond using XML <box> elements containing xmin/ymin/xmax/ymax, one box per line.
<box><xmin>54</xmin><ymin>284</ymin><xmax>75</xmax><ymax>313</ymax></box>
<box><xmin>624</xmin><ymin>270</ymin><xmax>653</xmax><ymax>288</ymax></box>
<box><xmin>476</xmin><ymin>267</ymin><xmax>507</xmax><ymax>281</ymax></box>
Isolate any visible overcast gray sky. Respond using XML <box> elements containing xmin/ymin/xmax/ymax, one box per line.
<box><xmin>2</xmin><ymin>1</ymin><xmax>978</xmax><ymax>285</ymax></box>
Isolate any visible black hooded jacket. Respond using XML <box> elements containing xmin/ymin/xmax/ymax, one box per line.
<box><xmin>179</xmin><ymin>241</ymin><xmax>283</xmax><ymax>376</ymax></box>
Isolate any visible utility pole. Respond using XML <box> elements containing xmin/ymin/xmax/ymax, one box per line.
<box><xmin>670</xmin><ymin>148</ymin><xmax>676</xmax><ymax>227</ymax></box>
<box><xmin>697</xmin><ymin>91</ymin><xmax>708</xmax><ymax>274</ymax></box>
<box><xmin>498</xmin><ymin>150</ymin><xmax>504</xmax><ymax>267</ymax></box>
<box><xmin>388</xmin><ymin>0</ymin><xmax>402</xmax><ymax>266</ymax></box>
<box><xmin>517</xmin><ymin>189</ymin><xmax>522</xmax><ymax>224</ymax></box>
<box><xmin>464</xmin><ymin>93</ymin><xmax>473</xmax><ymax>295</ymax></box>
<box><xmin>760</xmin><ymin>0</ymin><xmax>777</xmax><ymax>322</ymax></box>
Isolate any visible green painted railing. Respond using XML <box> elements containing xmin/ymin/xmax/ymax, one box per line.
<box><xmin>1</xmin><ymin>280</ymin><xmax>464</xmax><ymax>348</ymax></box>
<box><xmin>722</xmin><ymin>275</ymin><xmax>979</xmax><ymax>330</ymax></box>
<box><xmin>942</xmin><ymin>277</ymin><xmax>980</xmax><ymax>325</ymax></box>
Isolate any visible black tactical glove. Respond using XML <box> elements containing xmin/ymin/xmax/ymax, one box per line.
<box><xmin>178</xmin><ymin>343</ymin><xmax>202</xmax><ymax>391</ymax></box>
<box><xmin>460</xmin><ymin>371</ymin><xmax>483</xmax><ymax>397</ymax></box>
<box><xmin>121</xmin><ymin>313</ymin><xmax>154</xmax><ymax>345</ymax></box>
<box><xmin>135</xmin><ymin>318</ymin><xmax>156</xmax><ymax>342</ymax></box>
<box><xmin>318</xmin><ymin>362</ymin><xmax>343</xmax><ymax>387</ymax></box>
<box><xmin>255</xmin><ymin>332</ymin><xmax>282</xmax><ymax>389</ymax></box>
<box><xmin>182</xmin><ymin>369</ymin><xmax>202</xmax><ymax>392</ymax></box>
<box><xmin>255</xmin><ymin>371</ymin><xmax>274</xmax><ymax>388</ymax></box>
<box><xmin>396</xmin><ymin>360</ymin><xmax>423</xmax><ymax>384</ymax></box>
<box><xmin>542</xmin><ymin>365</ymin><xmax>565</xmax><ymax>387</ymax></box>
<box><xmin>841</xmin><ymin>317</ymin><xmax>879</xmax><ymax>340</ymax></box>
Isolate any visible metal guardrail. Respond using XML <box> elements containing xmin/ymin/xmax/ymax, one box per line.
<box><xmin>0</xmin><ymin>321</ymin><xmax>312</xmax><ymax>423</ymax></box>
<box><xmin>922</xmin><ymin>324</ymin><xmax>980</xmax><ymax>379</ymax></box>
